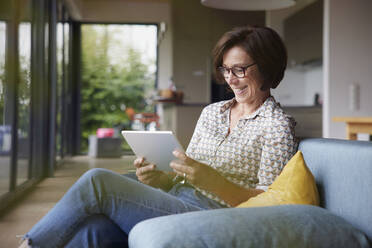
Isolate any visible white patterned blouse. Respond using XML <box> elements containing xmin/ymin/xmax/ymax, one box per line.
<box><xmin>185</xmin><ymin>96</ymin><xmax>298</xmax><ymax>207</ymax></box>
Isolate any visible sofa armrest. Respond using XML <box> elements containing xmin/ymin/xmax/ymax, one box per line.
<box><xmin>129</xmin><ymin>205</ymin><xmax>370</xmax><ymax>248</ymax></box>
<box><xmin>299</xmin><ymin>138</ymin><xmax>372</xmax><ymax>240</ymax></box>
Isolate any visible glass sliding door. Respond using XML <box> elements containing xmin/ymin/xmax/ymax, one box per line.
<box><xmin>0</xmin><ymin>0</ymin><xmax>13</xmax><ymax>196</ymax></box>
<box><xmin>62</xmin><ymin>21</ymin><xmax>69</xmax><ymax>156</ymax></box>
<box><xmin>17</xmin><ymin>0</ymin><xmax>32</xmax><ymax>185</ymax></box>
<box><xmin>56</xmin><ymin>22</ymin><xmax>63</xmax><ymax>160</ymax></box>
<box><xmin>0</xmin><ymin>0</ymin><xmax>67</xmax><ymax>212</ymax></box>
<box><xmin>0</xmin><ymin>19</ymin><xmax>10</xmax><ymax>196</ymax></box>
<box><xmin>56</xmin><ymin>4</ymin><xmax>70</xmax><ymax>160</ymax></box>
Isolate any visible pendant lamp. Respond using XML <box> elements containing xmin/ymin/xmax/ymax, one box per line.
<box><xmin>201</xmin><ymin>0</ymin><xmax>296</xmax><ymax>11</ymax></box>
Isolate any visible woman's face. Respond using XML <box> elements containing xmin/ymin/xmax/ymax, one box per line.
<box><xmin>222</xmin><ymin>46</ymin><xmax>265</xmax><ymax>104</ymax></box>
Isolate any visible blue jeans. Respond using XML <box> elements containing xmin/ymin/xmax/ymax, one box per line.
<box><xmin>24</xmin><ymin>168</ymin><xmax>224</xmax><ymax>248</ymax></box>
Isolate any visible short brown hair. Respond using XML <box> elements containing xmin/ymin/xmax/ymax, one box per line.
<box><xmin>213</xmin><ymin>25</ymin><xmax>287</xmax><ymax>90</ymax></box>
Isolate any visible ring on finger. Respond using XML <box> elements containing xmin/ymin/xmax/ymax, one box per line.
<box><xmin>183</xmin><ymin>172</ymin><xmax>187</xmax><ymax>184</ymax></box>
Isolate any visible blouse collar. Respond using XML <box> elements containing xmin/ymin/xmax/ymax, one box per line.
<box><xmin>219</xmin><ymin>96</ymin><xmax>278</xmax><ymax>119</ymax></box>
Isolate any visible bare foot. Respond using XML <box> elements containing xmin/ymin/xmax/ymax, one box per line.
<box><xmin>18</xmin><ymin>239</ymin><xmax>30</xmax><ymax>248</ymax></box>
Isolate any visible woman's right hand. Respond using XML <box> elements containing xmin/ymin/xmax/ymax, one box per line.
<box><xmin>134</xmin><ymin>157</ymin><xmax>173</xmax><ymax>191</ymax></box>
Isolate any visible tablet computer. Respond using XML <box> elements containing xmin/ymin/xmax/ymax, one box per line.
<box><xmin>121</xmin><ymin>130</ymin><xmax>184</xmax><ymax>171</ymax></box>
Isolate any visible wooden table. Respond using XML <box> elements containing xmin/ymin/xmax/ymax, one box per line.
<box><xmin>332</xmin><ymin>117</ymin><xmax>372</xmax><ymax>140</ymax></box>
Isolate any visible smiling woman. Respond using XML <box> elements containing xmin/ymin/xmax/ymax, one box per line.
<box><xmin>213</xmin><ymin>25</ymin><xmax>287</xmax><ymax>91</ymax></box>
<box><xmin>212</xmin><ymin>26</ymin><xmax>289</xmax><ymax>133</ymax></box>
<box><xmin>19</xmin><ymin>25</ymin><xmax>297</xmax><ymax>248</ymax></box>
<box><xmin>221</xmin><ymin>46</ymin><xmax>267</xmax><ymax>114</ymax></box>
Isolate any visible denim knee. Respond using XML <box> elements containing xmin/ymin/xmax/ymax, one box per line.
<box><xmin>73</xmin><ymin>168</ymin><xmax>116</xmax><ymax>192</ymax></box>
<box><xmin>83</xmin><ymin>168</ymin><xmax>111</xmax><ymax>178</ymax></box>
<box><xmin>80</xmin><ymin>168</ymin><xmax>113</xmax><ymax>182</ymax></box>
<box><xmin>78</xmin><ymin>168</ymin><xmax>137</xmax><ymax>193</ymax></box>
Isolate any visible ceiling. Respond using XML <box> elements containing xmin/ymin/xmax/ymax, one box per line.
<box><xmin>64</xmin><ymin>0</ymin><xmax>170</xmax><ymax>22</ymax></box>
<box><xmin>63</xmin><ymin>0</ymin><xmax>317</xmax><ymax>23</ymax></box>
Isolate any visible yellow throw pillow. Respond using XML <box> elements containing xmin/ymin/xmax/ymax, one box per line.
<box><xmin>237</xmin><ymin>151</ymin><xmax>319</xmax><ymax>208</ymax></box>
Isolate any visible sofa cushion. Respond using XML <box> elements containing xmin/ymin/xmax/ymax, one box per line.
<box><xmin>129</xmin><ymin>205</ymin><xmax>371</xmax><ymax>248</ymax></box>
<box><xmin>237</xmin><ymin>151</ymin><xmax>319</xmax><ymax>208</ymax></box>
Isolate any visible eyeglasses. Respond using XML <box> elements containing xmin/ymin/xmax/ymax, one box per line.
<box><xmin>217</xmin><ymin>63</ymin><xmax>256</xmax><ymax>78</ymax></box>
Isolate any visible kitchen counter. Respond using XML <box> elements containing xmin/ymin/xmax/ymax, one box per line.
<box><xmin>282</xmin><ymin>106</ymin><xmax>322</xmax><ymax>139</ymax></box>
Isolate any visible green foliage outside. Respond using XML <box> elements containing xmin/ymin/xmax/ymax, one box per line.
<box><xmin>80</xmin><ymin>25</ymin><xmax>156</xmax><ymax>152</ymax></box>
<box><xmin>0</xmin><ymin>55</ymin><xmax>30</xmax><ymax>135</ymax></box>
<box><xmin>0</xmin><ymin>23</ymin><xmax>31</xmax><ymax>159</ymax></box>
<box><xmin>18</xmin><ymin>54</ymin><xmax>31</xmax><ymax>138</ymax></box>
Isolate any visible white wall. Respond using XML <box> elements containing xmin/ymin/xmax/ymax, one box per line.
<box><xmin>157</xmin><ymin>15</ymin><xmax>173</xmax><ymax>90</ymax></box>
<box><xmin>304</xmin><ymin>66</ymin><xmax>323</xmax><ymax>105</ymax></box>
<box><xmin>323</xmin><ymin>0</ymin><xmax>372</xmax><ymax>139</ymax></box>
<box><xmin>272</xmin><ymin>66</ymin><xmax>323</xmax><ymax>106</ymax></box>
<box><xmin>272</xmin><ymin>69</ymin><xmax>305</xmax><ymax>106</ymax></box>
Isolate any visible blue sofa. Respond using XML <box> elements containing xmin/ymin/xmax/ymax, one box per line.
<box><xmin>128</xmin><ymin>138</ymin><xmax>372</xmax><ymax>247</ymax></box>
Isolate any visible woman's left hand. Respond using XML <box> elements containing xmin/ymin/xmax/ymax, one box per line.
<box><xmin>170</xmin><ymin>150</ymin><xmax>222</xmax><ymax>191</ymax></box>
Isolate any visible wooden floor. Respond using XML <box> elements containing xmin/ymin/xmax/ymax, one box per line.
<box><xmin>0</xmin><ymin>155</ymin><xmax>136</xmax><ymax>248</ymax></box>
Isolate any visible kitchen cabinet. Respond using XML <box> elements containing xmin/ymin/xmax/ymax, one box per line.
<box><xmin>284</xmin><ymin>0</ymin><xmax>323</xmax><ymax>66</ymax></box>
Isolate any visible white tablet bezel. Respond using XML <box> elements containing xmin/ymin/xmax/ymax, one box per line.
<box><xmin>121</xmin><ymin>130</ymin><xmax>184</xmax><ymax>171</ymax></box>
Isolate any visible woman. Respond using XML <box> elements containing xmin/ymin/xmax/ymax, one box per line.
<box><xmin>20</xmin><ymin>25</ymin><xmax>297</xmax><ymax>248</ymax></box>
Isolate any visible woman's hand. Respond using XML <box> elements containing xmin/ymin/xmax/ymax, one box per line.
<box><xmin>134</xmin><ymin>157</ymin><xmax>173</xmax><ymax>191</ymax></box>
<box><xmin>170</xmin><ymin>150</ymin><xmax>222</xmax><ymax>192</ymax></box>
<box><xmin>170</xmin><ymin>150</ymin><xmax>264</xmax><ymax>207</ymax></box>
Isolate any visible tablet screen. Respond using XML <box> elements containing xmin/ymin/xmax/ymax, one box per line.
<box><xmin>121</xmin><ymin>130</ymin><xmax>184</xmax><ymax>171</ymax></box>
